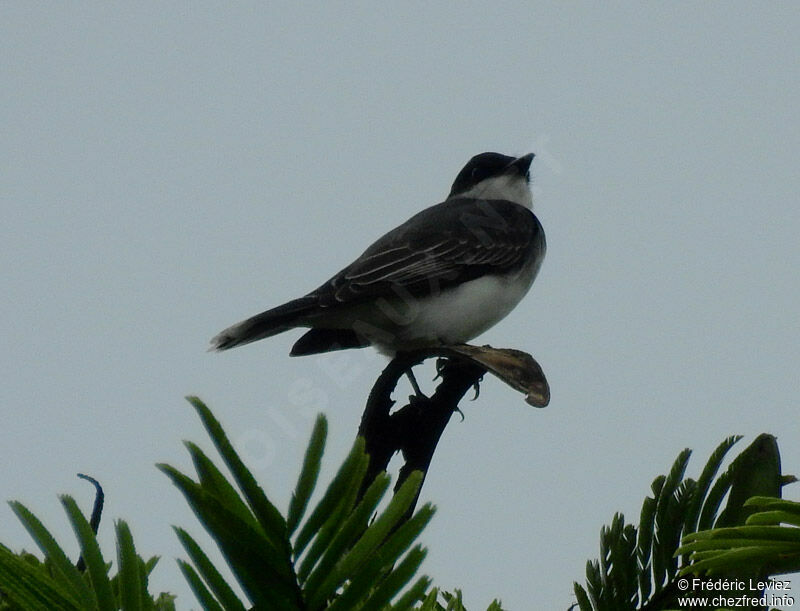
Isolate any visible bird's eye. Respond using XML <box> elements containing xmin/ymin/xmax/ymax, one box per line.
<box><xmin>471</xmin><ymin>166</ymin><xmax>486</xmax><ymax>182</ymax></box>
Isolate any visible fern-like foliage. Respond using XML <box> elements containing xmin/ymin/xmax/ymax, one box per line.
<box><xmin>0</xmin><ymin>397</ymin><xmax>507</xmax><ymax>610</ymax></box>
<box><xmin>678</xmin><ymin>496</ymin><xmax>800</xmax><ymax>576</ymax></box>
<box><xmin>421</xmin><ymin>589</ymin><xmax>505</xmax><ymax>611</ymax></box>
<box><xmin>0</xmin><ymin>498</ymin><xmax>175</xmax><ymax>610</ymax></box>
<box><xmin>159</xmin><ymin>396</ymin><xmax>438</xmax><ymax>610</ymax></box>
<box><xmin>573</xmin><ymin>434</ymin><xmax>792</xmax><ymax>611</ymax></box>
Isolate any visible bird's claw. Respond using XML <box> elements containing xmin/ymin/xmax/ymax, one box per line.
<box><xmin>433</xmin><ymin>357</ymin><xmax>448</xmax><ymax>381</ymax></box>
<box><xmin>470</xmin><ymin>378</ymin><xmax>482</xmax><ymax>400</ymax></box>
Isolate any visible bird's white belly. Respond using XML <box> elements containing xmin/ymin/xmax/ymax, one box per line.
<box><xmin>379</xmin><ymin>271</ymin><xmax>535</xmax><ymax>350</ymax></box>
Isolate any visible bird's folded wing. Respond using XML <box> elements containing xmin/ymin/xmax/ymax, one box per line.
<box><xmin>312</xmin><ymin>198</ymin><xmax>544</xmax><ymax>306</ymax></box>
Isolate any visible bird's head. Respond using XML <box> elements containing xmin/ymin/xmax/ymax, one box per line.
<box><xmin>448</xmin><ymin>152</ymin><xmax>534</xmax><ymax>208</ymax></box>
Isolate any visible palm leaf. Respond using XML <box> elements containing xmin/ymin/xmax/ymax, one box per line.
<box><xmin>162</xmin><ymin>400</ymin><xmax>438</xmax><ymax>609</ymax></box>
<box><xmin>574</xmin><ymin>434</ymin><xmax>786</xmax><ymax>610</ymax></box>
<box><xmin>287</xmin><ymin>414</ymin><xmax>327</xmax><ymax>535</ymax></box>
<box><xmin>173</xmin><ymin>527</ymin><xmax>245</xmax><ymax>610</ymax></box>
<box><xmin>115</xmin><ymin>520</ymin><xmax>143</xmax><ymax>611</ymax></box>
<box><xmin>293</xmin><ymin>436</ymin><xmax>368</xmax><ymax>558</ymax></box>
<box><xmin>157</xmin><ymin>463</ymin><xmax>300</xmax><ymax>609</ymax></box>
<box><xmin>683</xmin><ymin>436</ymin><xmax>741</xmax><ymax>535</ymax></box>
<box><xmin>301</xmin><ymin>471</ymin><xmax>390</xmax><ymax>590</ymax></box>
<box><xmin>0</xmin><ymin>545</ymin><xmax>81</xmax><ymax>611</ymax></box>
<box><xmin>186</xmin><ymin>396</ymin><xmax>290</xmax><ymax>557</ymax></box>
<box><xmin>60</xmin><ymin>495</ymin><xmax>114</xmax><ymax>609</ymax></box>
<box><xmin>7</xmin><ymin>501</ymin><xmax>92</xmax><ymax>605</ymax></box>
<box><xmin>176</xmin><ymin>559</ymin><xmax>224</xmax><ymax>611</ymax></box>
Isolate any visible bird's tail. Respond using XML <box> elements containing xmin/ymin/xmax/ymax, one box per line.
<box><xmin>210</xmin><ymin>295</ymin><xmax>319</xmax><ymax>351</ymax></box>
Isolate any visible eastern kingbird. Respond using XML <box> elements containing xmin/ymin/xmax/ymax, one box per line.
<box><xmin>211</xmin><ymin>152</ymin><xmax>545</xmax><ymax>356</ymax></box>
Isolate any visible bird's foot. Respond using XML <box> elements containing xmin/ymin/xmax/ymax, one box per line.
<box><xmin>433</xmin><ymin>357</ymin><xmax>448</xmax><ymax>381</ymax></box>
<box><xmin>470</xmin><ymin>378</ymin><xmax>482</xmax><ymax>400</ymax></box>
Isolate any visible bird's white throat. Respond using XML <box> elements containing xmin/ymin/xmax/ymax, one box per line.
<box><xmin>453</xmin><ymin>174</ymin><xmax>533</xmax><ymax>208</ymax></box>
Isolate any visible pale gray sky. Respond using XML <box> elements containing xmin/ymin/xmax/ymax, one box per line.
<box><xmin>2</xmin><ymin>4</ymin><xmax>798</xmax><ymax>609</ymax></box>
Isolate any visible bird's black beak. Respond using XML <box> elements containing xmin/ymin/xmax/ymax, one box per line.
<box><xmin>504</xmin><ymin>153</ymin><xmax>535</xmax><ymax>176</ymax></box>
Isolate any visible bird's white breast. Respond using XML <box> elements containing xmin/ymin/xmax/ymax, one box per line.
<box><xmin>374</xmin><ymin>265</ymin><xmax>537</xmax><ymax>351</ymax></box>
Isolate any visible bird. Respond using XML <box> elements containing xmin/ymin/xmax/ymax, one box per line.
<box><xmin>210</xmin><ymin>152</ymin><xmax>546</xmax><ymax>358</ymax></box>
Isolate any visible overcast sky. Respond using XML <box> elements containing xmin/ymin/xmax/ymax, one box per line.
<box><xmin>2</xmin><ymin>4</ymin><xmax>798</xmax><ymax>609</ymax></box>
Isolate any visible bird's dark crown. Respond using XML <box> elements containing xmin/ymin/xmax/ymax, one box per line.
<box><xmin>448</xmin><ymin>152</ymin><xmax>534</xmax><ymax>198</ymax></box>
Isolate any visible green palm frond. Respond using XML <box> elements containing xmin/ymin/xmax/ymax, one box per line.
<box><xmin>2</xmin><ymin>496</ymin><xmax>175</xmax><ymax>610</ymax></box>
<box><xmin>678</xmin><ymin>496</ymin><xmax>800</xmax><ymax>576</ymax></box>
<box><xmin>160</xmin><ymin>397</ymin><xmax>439</xmax><ymax>610</ymax></box>
<box><xmin>416</xmin><ymin>589</ymin><xmax>505</xmax><ymax>611</ymax></box>
<box><xmin>573</xmin><ymin>434</ymin><xmax>790</xmax><ymax>611</ymax></box>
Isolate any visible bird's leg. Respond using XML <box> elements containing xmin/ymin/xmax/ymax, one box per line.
<box><xmin>433</xmin><ymin>357</ymin><xmax>448</xmax><ymax>381</ymax></box>
<box><xmin>405</xmin><ymin>366</ymin><xmax>425</xmax><ymax>398</ymax></box>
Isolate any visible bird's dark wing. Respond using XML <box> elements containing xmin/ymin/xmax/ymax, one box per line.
<box><xmin>311</xmin><ymin>198</ymin><xmax>545</xmax><ymax>307</ymax></box>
